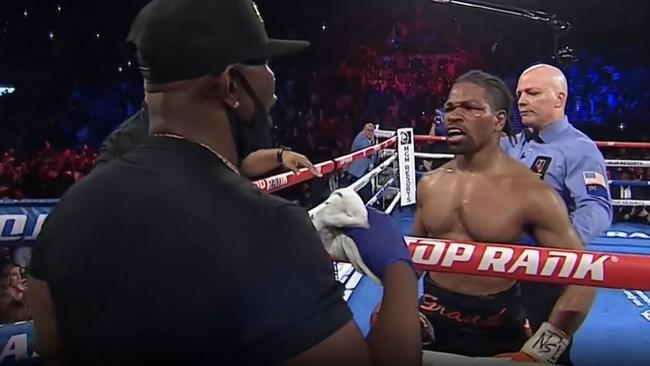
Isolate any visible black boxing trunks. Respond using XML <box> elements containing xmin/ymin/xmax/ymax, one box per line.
<box><xmin>420</xmin><ymin>275</ymin><xmax>531</xmax><ymax>357</ymax></box>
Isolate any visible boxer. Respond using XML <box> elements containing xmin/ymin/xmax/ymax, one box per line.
<box><xmin>413</xmin><ymin>70</ymin><xmax>596</xmax><ymax>363</ymax></box>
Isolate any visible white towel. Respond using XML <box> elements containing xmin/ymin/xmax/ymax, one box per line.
<box><xmin>311</xmin><ymin>188</ymin><xmax>382</xmax><ymax>284</ymax></box>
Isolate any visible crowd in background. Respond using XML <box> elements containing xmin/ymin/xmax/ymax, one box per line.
<box><xmin>0</xmin><ymin>143</ymin><xmax>96</xmax><ymax>199</ymax></box>
<box><xmin>0</xmin><ymin>3</ymin><xmax>648</xmax><ymax>201</ymax></box>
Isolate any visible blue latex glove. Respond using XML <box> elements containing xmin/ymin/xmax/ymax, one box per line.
<box><xmin>344</xmin><ymin>207</ymin><xmax>414</xmax><ymax>280</ymax></box>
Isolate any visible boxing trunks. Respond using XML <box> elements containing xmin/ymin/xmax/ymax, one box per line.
<box><xmin>420</xmin><ymin>275</ymin><xmax>531</xmax><ymax>357</ymax></box>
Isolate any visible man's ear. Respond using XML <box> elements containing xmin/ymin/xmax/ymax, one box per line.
<box><xmin>495</xmin><ymin>110</ymin><xmax>507</xmax><ymax>132</ymax></box>
<box><xmin>555</xmin><ymin>91</ymin><xmax>567</xmax><ymax>109</ymax></box>
<box><xmin>215</xmin><ymin>65</ymin><xmax>240</xmax><ymax>109</ymax></box>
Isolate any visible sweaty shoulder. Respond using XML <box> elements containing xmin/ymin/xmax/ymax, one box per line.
<box><xmin>425</xmin><ymin>161</ymin><xmax>457</xmax><ymax>179</ymax></box>
<box><xmin>507</xmin><ymin>162</ymin><xmax>567</xmax><ymax>217</ymax></box>
<box><xmin>501</xmin><ymin>155</ymin><xmax>552</xmax><ymax>195</ymax></box>
<box><xmin>505</xmin><ymin>155</ymin><xmax>542</xmax><ymax>182</ymax></box>
<box><xmin>417</xmin><ymin>162</ymin><xmax>454</xmax><ymax>197</ymax></box>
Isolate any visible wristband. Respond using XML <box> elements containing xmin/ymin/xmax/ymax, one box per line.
<box><xmin>521</xmin><ymin>322</ymin><xmax>570</xmax><ymax>363</ymax></box>
<box><xmin>277</xmin><ymin>146</ymin><xmax>290</xmax><ymax>163</ymax></box>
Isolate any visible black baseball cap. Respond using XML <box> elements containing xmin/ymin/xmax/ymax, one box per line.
<box><xmin>127</xmin><ymin>0</ymin><xmax>310</xmax><ymax>84</ymax></box>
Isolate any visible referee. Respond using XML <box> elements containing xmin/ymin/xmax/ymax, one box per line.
<box><xmin>502</xmin><ymin>64</ymin><xmax>613</xmax><ymax>365</ymax></box>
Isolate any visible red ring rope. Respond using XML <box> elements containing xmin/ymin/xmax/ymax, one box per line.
<box><xmin>253</xmin><ymin>132</ymin><xmax>650</xmax><ymax>193</ymax></box>
<box><xmin>406</xmin><ymin>236</ymin><xmax>650</xmax><ymax>290</ymax></box>
<box><xmin>252</xmin><ymin>137</ymin><xmax>396</xmax><ymax>193</ymax></box>
<box><xmin>413</xmin><ymin>135</ymin><xmax>650</xmax><ymax>149</ymax></box>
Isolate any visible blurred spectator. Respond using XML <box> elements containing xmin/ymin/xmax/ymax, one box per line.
<box><xmin>0</xmin><ymin>262</ymin><xmax>30</xmax><ymax>324</ymax></box>
<box><xmin>0</xmin><ymin>142</ymin><xmax>97</xmax><ymax>199</ymax></box>
<box><xmin>345</xmin><ymin>123</ymin><xmax>377</xmax><ymax>201</ymax></box>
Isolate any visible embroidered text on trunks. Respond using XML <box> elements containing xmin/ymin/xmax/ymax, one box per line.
<box><xmin>419</xmin><ymin>294</ymin><xmax>506</xmax><ymax>328</ymax></box>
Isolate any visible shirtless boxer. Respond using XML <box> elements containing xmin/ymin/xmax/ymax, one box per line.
<box><xmin>413</xmin><ymin>70</ymin><xmax>596</xmax><ymax>363</ymax></box>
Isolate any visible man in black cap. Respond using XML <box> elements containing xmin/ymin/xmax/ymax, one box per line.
<box><xmin>26</xmin><ymin>1</ymin><xmax>421</xmax><ymax>366</ymax></box>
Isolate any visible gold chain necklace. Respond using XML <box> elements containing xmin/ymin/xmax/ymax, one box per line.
<box><xmin>153</xmin><ymin>133</ymin><xmax>240</xmax><ymax>175</ymax></box>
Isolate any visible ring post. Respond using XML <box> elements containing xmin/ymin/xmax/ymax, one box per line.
<box><xmin>397</xmin><ymin>128</ymin><xmax>417</xmax><ymax>207</ymax></box>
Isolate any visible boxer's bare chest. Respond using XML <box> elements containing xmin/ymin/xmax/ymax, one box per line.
<box><xmin>420</xmin><ymin>168</ymin><xmax>527</xmax><ymax>244</ymax></box>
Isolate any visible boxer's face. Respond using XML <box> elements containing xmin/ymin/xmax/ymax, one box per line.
<box><xmin>444</xmin><ymin>82</ymin><xmax>501</xmax><ymax>154</ymax></box>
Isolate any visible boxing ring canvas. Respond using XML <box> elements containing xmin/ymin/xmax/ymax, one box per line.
<box><xmin>345</xmin><ymin>207</ymin><xmax>650</xmax><ymax>366</ymax></box>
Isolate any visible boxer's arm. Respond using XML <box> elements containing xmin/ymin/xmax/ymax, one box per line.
<box><xmin>412</xmin><ymin>174</ymin><xmax>435</xmax><ymax>237</ymax></box>
<box><xmin>25</xmin><ymin>278</ymin><xmax>66</xmax><ymax>366</ymax></box>
<box><xmin>527</xmin><ymin>185</ymin><xmax>596</xmax><ymax>335</ymax></box>
<box><xmin>412</xmin><ymin>199</ymin><xmax>428</xmax><ymax>237</ymax></box>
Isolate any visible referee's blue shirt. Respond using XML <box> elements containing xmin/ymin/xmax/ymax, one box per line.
<box><xmin>501</xmin><ymin>116</ymin><xmax>613</xmax><ymax>243</ymax></box>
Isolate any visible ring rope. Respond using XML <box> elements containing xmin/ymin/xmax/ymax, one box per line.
<box><xmin>252</xmin><ymin>137</ymin><xmax>396</xmax><ymax>193</ymax></box>
<box><xmin>411</xmin><ymin>153</ymin><xmax>649</xmax><ymax>206</ymax></box>
<box><xmin>413</xmin><ymin>152</ymin><xmax>650</xmax><ymax>169</ymax></box>
<box><xmin>335</xmin><ymin>193</ymin><xmax>650</xmax><ymax>292</ymax></box>
<box><xmin>386</xmin><ymin>192</ymin><xmax>402</xmax><ymax>214</ymax></box>
<box><xmin>349</xmin><ymin>155</ymin><xmax>397</xmax><ymax>193</ymax></box>
<box><xmin>414</xmin><ymin>152</ymin><xmax>456</xmax><ymax>160</ymax></box>
<box><xmin>609</xmin><ymin>180</ymin><xmax>650</xmax><ymax>187</ymax></box>
<box><xmin>405</xmin><ymin>237</ymin><xmax>650</xmax><ymax>290</ymax></box>
<box><xmin>309</xmin><ymin>155</ymin><xmax>397</xmax><ymax>219</ymax></box>
<box><xmin>612</xmin><ymin>199</ymin><xmax>650</xmax><ymax>207</ymax></box>
<box><xmin>404</xmin><ymin>132</ymin><xmax>650</xmax><ymax>149</ymax></box>
<box><xmin>250</xmin><ymin>131</ymin><xmax>650</xmax><ymax>196</ymax></box>
<box><xmin>603</xmin><ymin>160</ymin><xmax>650</xmax><ymax>168</ymax></box>
<box><xmin>0</xmin><ymin>199</ymin><xmax>60</xmax><ymax>207</ymax></box>
<box><xmin>366</xmin><ymin>177</ymin><xmax>396</xmax><ymax>207</ymax></box>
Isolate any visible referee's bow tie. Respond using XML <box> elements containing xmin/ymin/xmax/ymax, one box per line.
<box><xmin>524</xmin><ymin>128</ymin><xmax>544</xmax><ymax>143</ymax></box>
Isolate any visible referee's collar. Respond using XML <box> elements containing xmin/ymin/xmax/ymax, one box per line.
<box><xmin>538</xmin><ymin>116</ymin><xmax>570</xmax><ymax>143</ymax></box>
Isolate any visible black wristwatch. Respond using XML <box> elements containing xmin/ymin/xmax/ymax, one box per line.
<box><xmin>277</xmin><ymin>146</ymin><xmax>291</xmax><ymax>163</ymax></box>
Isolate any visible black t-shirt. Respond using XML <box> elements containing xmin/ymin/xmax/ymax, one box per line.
<box><xmin>30</xmin><ymin>136</ymin><xmax>351</xmax><ymax>366</ymax></box>
<box><xmin>95</xmin><ymin>106</ymin><xmax>149</xmax><ymax>169</ymax></box>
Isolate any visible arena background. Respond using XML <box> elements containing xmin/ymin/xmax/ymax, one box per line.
<box><xmin>1</xmin><ymin>0</ymin><xmax>650</xmax><ymax>365</ymax></box>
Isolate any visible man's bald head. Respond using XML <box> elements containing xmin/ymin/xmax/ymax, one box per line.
<box><xmin>517</xmin><ymin>64</ymin><xmax>569</xmax><ymax>130</ymax></box>
<box><xmin>521</xmin><ymin>64</ymin><xmax>568</xmax><ymax>95</ymax></box>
